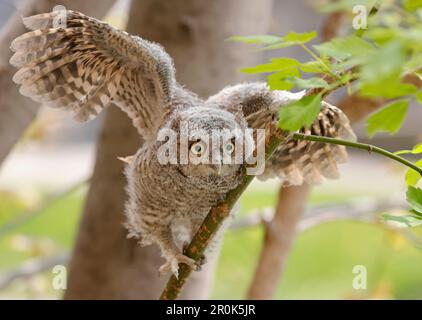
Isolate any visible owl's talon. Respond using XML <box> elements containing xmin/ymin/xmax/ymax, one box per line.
<box><xmin>197</xmin><ymin>253</ymin><xmax>207</xmax><ymax>266</ymax></box>
<box><xmin>182</xmin><ymin>243</ymin><xmax>205</xmax><ymax>268</ymax></box>
<box><xmin>182</xmin><ymin>241</ymin><xmax>190</xmax><ymax>253</ymax></box>
<box><xmin>159</xmin><ymin>253</ymin><xmax>199</xmax><ymax>278</ymax></box>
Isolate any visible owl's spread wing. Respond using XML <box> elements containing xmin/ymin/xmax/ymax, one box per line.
<box><xmin>10</xmin><ymin>10</ymin><xmax>175</xmax><ymax>139</ymax></box>
<box><xmin>260</xmin><ymin>101</ymin><xmax>356</xmax><ymax>185</ymax></box>
<box><xmin>208</xmin><ymin>82</ymin><xmax>356</xmax><ymax>185</ymax></box>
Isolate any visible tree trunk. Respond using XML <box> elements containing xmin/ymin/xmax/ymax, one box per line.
<box><xmin>65</xmin><ymin>0</ymin><xmax>273</xmax><ymax>299</ymax></box>
<box><xmin>247</xmin><ymin>185</ymin><xmax>311</xmax><ymax>299</ymax></box>
<box><xmin>0</xmin><ymin>0</ymin><xmax>116</xmax><ymax>165</ymax></box>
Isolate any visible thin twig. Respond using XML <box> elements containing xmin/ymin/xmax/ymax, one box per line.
<box><xmin>292</xmin><ymin>133</ymin><xmax>422</xmax><ymax>176</ymax></box>
<box><xmin>0</xmin><ymin>252</ymin><xmax>68</xmax><ymax>290</ymax></box>
<box><xmin>0</xmin><ymin>180</ymin><xmax>89</xmax><ymax>238</ymax></box>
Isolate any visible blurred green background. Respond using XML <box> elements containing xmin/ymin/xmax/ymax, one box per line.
<box><xmin>1</xmin><ymin>179</ymin><xmax>422</xmax><ymax>299</ymax></box>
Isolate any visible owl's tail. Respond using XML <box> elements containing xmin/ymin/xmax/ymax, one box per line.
<box><xmin>260</xmin><ymin>102</ymin><xmax>356</xmax><ymax>185</ymax></box>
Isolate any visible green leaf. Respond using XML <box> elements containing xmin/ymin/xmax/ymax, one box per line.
<box><xmin>300</xmin><ymin>60</ymin><xmax>331</xmax><ymax>73</ymax></box>
<box><xmin>263</xmin><ymin>60</ymin><xmax>301</xmax><ymax>90</ymax></box>
<box><xmin>406</xmin><ymin>159</ymin><xmax>422</xmax><ymax>186</ymax></box>
<box><xmin>365</xmin><ymin>28</ymin><xmax>399</xmax><ymax>45</ymax></box>
<box><xmin>228</xmin><ymin>35</ymin><xmax>283</xmax><ymax>45</ymax></box>
<box><xmin>382</xmin><ymin>214</ymin><xmax>413</xmax><ymax>227</ymax></box>
<box><xmin>412</xmin><ymin>143</ymin><xmax>422</xmax><ymax>154</ymax></box>
<box><xmin>262</xmin><ymin>31</ymin><xmax>317</xmax><ymax>50</ymax></box>
<box><xmin>313</xmin><ymin>35</ymin><xmax>374</xmax><ymax>61</ymax></box>
<box><xmin>286</xmin><ymin>77</ymin><xmax>329</xmax><ymax>89</ymax></box>
<box><xmin>410</xmin><ymin>209</ymin><xmax>422</xmax><ymax>219</ymax></box>
<box><xmin>240</xmin><ymin>58</ymin><xmax>300</xmax><ymax>74</ymax></box>
<box><xmin>406</xmin><ymin>186</ymin><xmax>422</xmax><ymax>214</ymax></box>
<box><xmin>404</xmin><ymin>52</ymin><xmax>422</xmax><ymax>74</ymax></box>
<box><xmin>394</xmin><ymin>143</ymin><xmax>422</xmax><ymax>156</ymax></box>
<box><xmin>360</xmin><ymin>80</ymin><xmax>417</xmax><ymax>99</ymax></box>
<box><xmin>284</xmin><ymin>31</ymin><xmax>318</xmax><ymax>43</ymax></box>
<box><xmin>360</xmin><ymin>41</ymin><xmax>406</xmax><ymax>85</ymax></box>
<box><xmin>278</xmin><ymin>94</ymin><xmax>321</xmax><ymax>131</ymax></box>
<box><xmin>267</xmin><ymin>69</ymin><xmax>301</xmax><ymax>90</ymax></box>
<box><xmin>366</xmin><ymin>100</ymin><xmax>409</xmax><ymax>137</ymax></box>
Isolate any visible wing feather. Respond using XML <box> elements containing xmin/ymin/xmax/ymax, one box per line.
<box><xmin>11</xmin><ymin>10</ymin><xmax>175</xmax><ymax>139</ymax></box>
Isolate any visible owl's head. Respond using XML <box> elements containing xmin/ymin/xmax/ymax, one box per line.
<box><xmin>158</xmin><ymin>106</ymin><xmax>255</xmax><ymax>179</ymax></box>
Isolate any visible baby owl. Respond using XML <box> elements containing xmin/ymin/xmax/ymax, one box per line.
<box><xmin>10</xmin><ymin>10</ymin><xmax>356</xmax><ymax>277</ymax></box>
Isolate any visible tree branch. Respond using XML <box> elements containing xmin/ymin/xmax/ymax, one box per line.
<box><xmin>160</xmin><ymin>132</ymin><xmax>285</xmax><ymax>300</ymax></box>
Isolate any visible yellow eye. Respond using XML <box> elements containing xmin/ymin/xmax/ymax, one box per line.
<box><xmin>224</xmin><ymin>142</ymin><xmax>235</xmax><ymax>154</ymax></box>
<box><xmin>190</xmin><ymin>141</ymin><xmax>207</xmax><ymax>156</ymax></box>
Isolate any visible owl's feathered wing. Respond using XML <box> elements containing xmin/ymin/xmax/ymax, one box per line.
<box><xmin>208</xmin><ymin>82</ymin><xmax>356</xmax><ymax>185</ymax></box>
<box><xmin>10</xmin><ymin>10</ymin><xmax>175</xmax><ymax>140</ymax></box>
<box><xmin>260</xmin><ymin>101</ymin><xmax>356</xmax><ymax>185</ymax></box>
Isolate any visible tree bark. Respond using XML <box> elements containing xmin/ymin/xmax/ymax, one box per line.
<box><xmin>0</xmin><ymin>0</ymin><xmax>116</xmax><ymax>165</ymax></box>
<box><xmin>65</xmin><ymin>0</ymin><xmax>273</xmax><ymax>299</ymax></box>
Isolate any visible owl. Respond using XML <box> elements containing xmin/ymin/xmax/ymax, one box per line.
<box><xmin>10</xmin><ymin>10</ymin><xmax>356</xmax><ymax>277</ymax></box>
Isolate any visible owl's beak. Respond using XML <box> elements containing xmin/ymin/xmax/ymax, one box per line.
<box><xmin>216</xmin><ymin>165</ymin><xmax>222</xmax><ymax>175</ymax></box>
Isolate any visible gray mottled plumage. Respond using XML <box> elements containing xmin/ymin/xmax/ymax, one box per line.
<box><xmin>11</xmin><ymin>10</ymin><xmax>356</xmax><ymax>277</ymax></box>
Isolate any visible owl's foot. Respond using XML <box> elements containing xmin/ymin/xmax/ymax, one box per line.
<box><xmin>182</xmin><ymin>242</ymin><xmax>207</xmax><ymax>267</ymax></box>
<box><xmin>193</xmin><ymin>252</ymin><xmax>207</xmax><ymax>266</ymax></box>
<box><xmin>159</xmin><ymin>253</ymin><xmax>199</xmax><ymax>278</ymax></box>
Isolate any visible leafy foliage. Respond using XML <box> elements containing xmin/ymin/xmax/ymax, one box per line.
<box><xmin>232</xmin><ymin>1</ymin><xmax>421</xmax><ymax>135</ymax></box>
<box><xmin>232</xmin><ymin>1</ymin><xmax>422</xmax><ymax>227</ymax></box>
